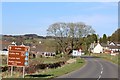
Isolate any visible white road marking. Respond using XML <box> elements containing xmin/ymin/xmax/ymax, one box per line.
<box><xmin>102</xmin><ymin>67</ymin><xmax>103</xmax><ymax>70</ymax></box>
<box><xmin>97</xmin><ymin>61</ymin><xmax>104</xmax><ymax>80</ymax></box>
<box><xmin>99</xmin><ymin>75</ymin><xmax>101</xmax><ymax>78</ymax></box>
<box><xmin>101</xmin><ymin>71</ymin><xmax>103</xmax><ymax>74</ymax></box>
<box><xmin>97</xmin><ymin>75</ymin><xmax>101</xmax><ymax>80</ymax></box>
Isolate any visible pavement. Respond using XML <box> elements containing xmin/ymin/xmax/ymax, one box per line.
<box><xmin>56</xmin><ymin>56</ymin><xmax>119</xmax><ymax>80</ymax></box>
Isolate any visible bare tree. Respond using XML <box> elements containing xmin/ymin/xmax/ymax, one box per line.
<box><xmin>47</xmin><ymin>22</ymin><xmax>95</xmax><ymax>54</ymax></box>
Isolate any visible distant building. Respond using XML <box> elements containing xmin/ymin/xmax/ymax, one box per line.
<box><xmin>108</xmin><ymin>42</ymin><xmax>120</xmax><ymax>52</ymax></box>
<box><xmin>93</xmin><ymin>41</ymin><xmax>103</xmax><ymax>53</ymax></box>
<box><xmin>41</xmin><ymin>52</ymin><xmax>56</xmax><ymax>57</ymax></box>
<box><xmin>0</xmin><ymin>50</ymin><xmax>8</xmax><ymax>55</ymax></box>
<box><xmin>0</xmin><ymin>40</ymin><xmax>11</xmax><ymax>50</ymax></box>
<box><xmin>89</xmin><ymin>41</ymin><xmax>120</xmax><ymax>54</ymax></box>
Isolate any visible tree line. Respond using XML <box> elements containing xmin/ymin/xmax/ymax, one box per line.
<box><xmin>2</xmin><ymin>24</ymin><xmax>119</xmax><ymax>54</ymax></box>
<box><xmin>47</xmin><ymin>22</ymin><xmax>97</xmax><ymax>54</ymax></box>
<box><xmin>99</xmin><ymin>28</ymin><xmax>120</xmax><ymax>44</ymax></box>
<box><xmin>47</xmin><ymin>22</ymin><xmax>119</xmax><ymax>54</ymax></box>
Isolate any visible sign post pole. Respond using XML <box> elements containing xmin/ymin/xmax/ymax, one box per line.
<box><xmin>11</xmin><ymin>66</ymin><xmax>13</xmax><ymax>77</ymax></box>
<box><xmin>8</xmin><ymin>45</ymin><xmax>29</xmax><ymax>78</ymax></box>
<box><xmin>23</xmin><ymin>66</ymin><xmax>25</xmax><ymax>78</ymax></box>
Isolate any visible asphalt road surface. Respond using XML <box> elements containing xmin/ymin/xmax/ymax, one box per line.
<box><xmin>57</xmin><ymin>56</ymin><xmax>119</xmax><ymax>80</ymax></box>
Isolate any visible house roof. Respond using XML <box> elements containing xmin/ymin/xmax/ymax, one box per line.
<box><xmin>0</xmin><ymin>40</ymin><xmax>11</xmax><ymax>50</ymax></box>
<box><xmin>0</xmin><ymin>40</ymin><xmax>11</xmax><ymax>44</ymax></box>
<box><xmin>94</xmin><ymin>43</ymin><xmax>103</xmax><ymax>48</ymax></box>
<box><xmin>109</xmin><ymin>45</ymin><xmax>120</xmax><ymax>49</ymax></box>
<box><xmin>100</xmin><ymin>43</ymin><xmax>108</xmax><ymax>47</ymax></box>
<box><xmin>90</xmin><ymin>41</ymin><xmax>120</xmax><ymax>50</ymax></box>
<box><xmin>30</xmin><ymin>44</ymin><xmax>55</xmax><ymax>52</ymax></box>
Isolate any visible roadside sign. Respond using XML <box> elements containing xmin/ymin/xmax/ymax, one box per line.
<box><xmin>72</xmin><ymin>50</ymin><xmax>81</xmax><ymax>56</ymax></box>
<box><xmin>8</xmin><ymin>45</ymin><xmax>30</xmax><ymax>67</ymax></box>
<box><xmin>72</xmin><ymin>50</ymin><xmax>78</xmax><ymax>56</ymax></box>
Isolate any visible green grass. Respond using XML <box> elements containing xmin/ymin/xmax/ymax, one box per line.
<box><xmin>1</xmin><ymin>54</ymin><xmax>69</xmax><ymax>66</ymax></box>
<box><xmin>26</xmin><ymin>58</ymin><xmax>85</xmax><ymax>78</ymax></box>
<box><xmin>91</xmin><ymin>53</ymin><xmax>119</xmax><ymax>65</ymax></box>
<box><xmin>1</xmin><ymin>55</ymin><xmax>69</xmax><ymax>78</ymax></box>
<box><xmin>1</xmin><ymin>55</ymin><xmax>85</xmax><ymax>78</ymax></box>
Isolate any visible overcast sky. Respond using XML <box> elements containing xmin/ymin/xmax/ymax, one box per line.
<box><xmin>2</xmin><ymin>2</ymin><xmax>118</xmax><ymax>37</ymax></box>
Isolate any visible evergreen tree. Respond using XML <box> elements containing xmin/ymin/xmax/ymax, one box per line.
<box><xmin>102</xmin><ymin>34</ymin><xmax>107</xmax><ymax>43</ymax></box>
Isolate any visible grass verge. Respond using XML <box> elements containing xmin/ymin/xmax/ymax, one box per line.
<box><xmin>91</xmin><ymin>53</ymin><xmax>119</xmax><ymax>65</ymax></box>
<box><xmin>25</xmin><ymin>58</ymin><xmax>85</xmax><ymax>78</ymax></box>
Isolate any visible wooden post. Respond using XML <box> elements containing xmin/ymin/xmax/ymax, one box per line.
<box><xmin>23</xmin><ymin>67</ymin><xmax>25</xmax><ymax>78</ymax></box>
<box><xmin>11</xmin><ymin>66</ymin><xmax>13</xmax><ymax>77</ymax></box>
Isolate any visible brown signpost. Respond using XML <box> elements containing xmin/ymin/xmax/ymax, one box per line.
<box><xmin>8</xmin><ymin>45</ymin><xmax>30</xmax><ymax>77</ymax></box>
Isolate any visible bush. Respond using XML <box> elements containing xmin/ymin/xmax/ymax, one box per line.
<box><xmin>37</xmin><ymin>64</ymin><xmax>47</xmax><ymax>69</ymax></box>
<box><xmin>1</xmin><ymin>66</ymin><xmax>8</xmax><ymax>72</ymax></box>
<box><xmin>1</xmin><ymin>60</ymin><xmax>66</xmax><ymax>74</ymax></box>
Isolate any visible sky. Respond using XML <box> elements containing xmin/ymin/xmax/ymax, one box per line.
<box><xmin>2</xmin><ymin>2</ymin><xmax>118</xmax><ymax>37</ymax></box>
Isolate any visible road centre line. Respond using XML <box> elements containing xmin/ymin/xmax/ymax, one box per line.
<box><xmin>99</xmin><ymin>75</ymin><xmax>101</xmax><ymax>79</ymax></box>
<box><xmin>102</xmin><ymin>67</ymin><xmax>103</xmax><ymax>70</ymax></box>
<box><xmin>96</xmin><ymin>60</ymin><xmax>104</xmax><ymax>80</ymax></box>
<box><xmin>97</xmin><ymin>75</ymin><xmax>101</xmax><ymax>80</ymax></box>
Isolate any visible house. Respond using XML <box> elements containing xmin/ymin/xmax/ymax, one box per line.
<box><xmin>29</xmin><ymin>44</ymin><xmax>56</xmax><ymax>58</ymax></box>
<box><xmin>108</xmin><ymin>42</ymin><xmax>120</xmax><ymax>52</ymax></box>
<box><xmin>89</xmin><ymin>41</ymin><xmax>103</xmax><ymax>53</ymax></box>
<box><xmin>41</xmin><ymin>52</ymin><xmax>56</xmax><ymax>57</ymax></box>
<box><xmin>101</xmin><ymin>41</ymin><xmax>120</xmax><ymax>53</ymax></box>
<box><xmin>0</xmin><ymin>40</ymin><xmax>11</xmax><ymax>50</ymax></box>
<box><xmin>90</xmin><ymin>41</ymin><xmax>120</xmax><ymax>54</ymax></box>
<box><xmin>93</xmin><ymin>41</ymin><xmax>103</xmax><ymax>53</ymax></box>
<box><xmin>0</xmin><ymin>50</ymin><xmax>8</xmax><ymax>55</ymax></box>
<box><xmin>101</xmin><ymin>42</ymin><xmax>110</xmax><ymax>53</ymax></box>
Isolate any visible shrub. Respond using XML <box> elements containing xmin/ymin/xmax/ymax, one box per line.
<box><xmin>1</xmin><ymin>60</ymin><xmax>66</xmax><ymax>74</ymax></box>
<box><xmin>1</xmin><ymin>66</ymin><xmax>8</xmax><ymax>72</ymax></box>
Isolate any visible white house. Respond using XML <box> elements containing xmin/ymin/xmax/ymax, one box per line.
<box><xmin>90</xmin><ymin>41</ymin><xmax>120</xmax><ymax>54</ymax></box>
<box><xmin>109</xmin><ymin>42</ymin><xmax>120</xmax><ymax>52</ymax></box>
<box><xmin>0</xmin><ymin>50</ymin><xmax>8</xmax><ymax>55</ymax></box>
<box><xmin>41</xmin><ymin>52</ymin><xmax>56</xmax><ymax>57</ymax></box>
<box><xmin>93</xmin><ymin>42</ymin><xmax>103</xmax><ymax>53</ymax></box>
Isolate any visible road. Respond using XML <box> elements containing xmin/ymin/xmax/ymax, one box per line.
<box><xmin>57</xmin><ymin>56</ymin><xmax>119</xmax><ymax>80</ymax></box>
